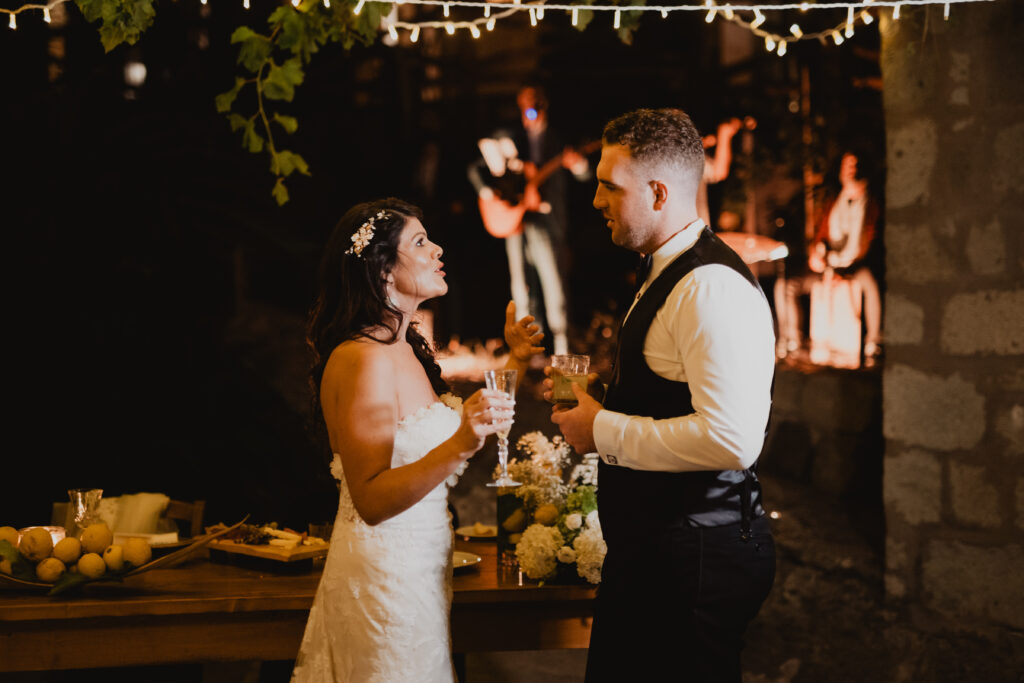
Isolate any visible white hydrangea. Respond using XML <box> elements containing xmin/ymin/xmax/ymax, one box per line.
<box><xmin>585</xmin><ymin>509</ymin><xmax>601</xmax><ymax>531</ymax></box>
<box><xmin>556</xmin><ymin>545</ymin><xmax>577</xmax><ymax>564</ymax></box>
<box><xmin>564</xmin><ymin>513</ymin><xmax>583</xmax><ymax>531</ymax></box>
<box><xmin>515</xmin><ymin>524</ymin><xmax>563</xmax><ymax>580</ymax></box>
<box><xmin>570</xmin><ymin>452</ymin><xmax>600</xmax><ymax>487</ymax></box>
<box><xmin>573</xmin><ymin>525</ymin><xmax>607</xmax><ymax>584</ymax></box>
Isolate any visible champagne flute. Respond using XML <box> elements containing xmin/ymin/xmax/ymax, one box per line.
<box><xmin>484</xmin><ymin>368</ymin><xmax>520</xmax><ymax>488</ymax></box>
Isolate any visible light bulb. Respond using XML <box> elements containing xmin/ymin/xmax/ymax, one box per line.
<box><xmin>445</xmin><ymin>22</ymin><xmax>454</xmax><ymax>34</ymax></box>
<box><xmin>323</xmin><ymin>0</ymin><xmax>330</xmax><ymax>6</ymax></box>
<box><xmin>614</xmin><ymin>8</ymin><xmax>621</xmax><ymax>29</ymax></box>
<box><xmin>243</xmin><ymin>0</ymin><xmax>250</xmax><ymax>9</ymax></box>
<box><xmin>387</xmin><ymin>23</ymin><xmax>398</xmax><ymax>40</ymax></box>
<box><xmin>410</xmin><ymin>26</ymin><xmax>420</xmax><ymax>42</ymax></box>
<box><xmin>705</xmin><ymin>8</ymin><xmax>716</xmax><ymax>23</ymax></box>
<box><xmin>777</xmin><ymin>39</ymin><xmax>787</xmax><ymax>56</ymax></box>
<box><xmin>8</xmin><ymin>13</ymin><xmax>15</xmax><ymax>29</ymax></box>
<box><xmin>790</xmin><ymin>24</ymin><xmax>802</xmax><ymax>38</ymax></box>
<box><xmin>893</xmin><ymin>4</ymin><xmax>900</xmax><ymax>20</ymax></box>
<box><xmin>354</xmin><ymin>0</ymin><xmax>365</xmax><ymax>15</ymax></box>
<box><xmin>831</xmin><ymin>30</ymin><xmax>844</xmax><ymax>45</ymax></box>
<box><xmin>470</xmin><ymin>23</ymin><xmax>480</xmax><ymax>38</ymax></box>
<box><xmin>486</xmin><ymin>16</ymin><xmax>495</xmax><ymax>30</ymax></box>
<box><xmin>750</xmin><ymin>9</ymin><xmax>765</xmax><ymax>28</ymax></box>
<box><xmin>660</xmin><ymin>9</ymin><xmax>668</xmax><ymax>19</ymax></box>
<box><xmin>443</xmin><ymin>2</ymin><xmax>450</xmax><ymax>17</ymax></box>
<box><xmin>484</xmin><ymin>5</ymin><xmax>490</xmax><ymax>17</ymax></box>
<box><xmin>572</xmin><ymin>7</ymin><xmax>578</xmax><ymax>25</ymax></box>
<box><xmin>943</xmin><ymin>3</ymin><xmax>950</xmax><ymax>20</ymax></box>
<box><xmin>724</xmin><ymin>8</ymin><xmax>734</xmax><ymax>20</ymax></box>
<box><xmin>292</xmin><ymin>0</ymin><xmax>300</xmax><ymax>7</ymax></box>
<box><xmin>765</xmin><ymin>36</ymin><xmax>776</xmax><ymax>51</ymax></box>
<box><xmin>529</xmin><ymin>7</ymin><xmax>536</xmax><ymax>26</ymax></box>
<box><xmin>537</xmin><ymin>7</ymin><xmax>544</xmax><ymax>20</ymax></box>
<box><xmin>860</xmin><ymin>10</ymin><xmax>873</xmax><ymax>24</ymax></box>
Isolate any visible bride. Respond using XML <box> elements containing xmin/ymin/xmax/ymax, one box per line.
<box><xmin>291</xmin><ymin>198</ymin><xmax>544</xmax><ymax>682</ymax></box>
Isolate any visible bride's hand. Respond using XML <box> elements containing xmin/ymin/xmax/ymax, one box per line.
<box><xmin>504</xmin><ymin>300</ymin><xmax>544</xmax><ymax>364</ymax></box>
<box><xmin>451</xmin><ymin>389</ymin><xmax>515</xmax><ymax>455</ymax></box>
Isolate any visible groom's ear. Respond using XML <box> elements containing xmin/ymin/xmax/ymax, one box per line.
<box><xmin>649</xmin><ymin>180</ymin><xmax>668</xmax><ymax>210</ymax></box>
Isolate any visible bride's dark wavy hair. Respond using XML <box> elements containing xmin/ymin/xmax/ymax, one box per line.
<box><xmin>307</xmin><ymin>198</ymin><xmax>448</xmax><ymax>402</ymax></box>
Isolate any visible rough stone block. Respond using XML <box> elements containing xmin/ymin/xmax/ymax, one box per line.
<box><xmin>965</xmin><ymin>219</ymin><xmax>1006</xmax><ymax>276</ymax></box>
<box><xmin>884</xmin><ymin>294</ymin><xmax>924</xmax><ymax>345</ymax></box>
<box><xmin>996</xmin><ymin>404</ymin><xmax>1024</xmax><ymax>456</ymax></box>
<box><xmin>884</xmin><ymin>365</ymin><xmax>985</xmax><ymax>450</ymax></box>
<box><xmin>949</xmin><ymin>461</ymin><xmax>1002</xmax><ymax>528</ymax></box>
<box><xmin>1016</xmin><ymin>478</ymin><xmax>1024</xmax><ymax>531</ymax></box>
<box><xmin>923</xmin><ymin>540</ymin><xmax>1024</xmax><ymax>629</ymax></box>
<box><xmin>886</xmin><ymin>224</ymin><xmax>957</xmax><ymax>284</ymax></box>
<box><xmin>886</xmin><ymin>119</ymin><xmax>938</xmax><ymax>209</ymax></box>
<box><xmin>992</xmin><ymin>123</ymin><xmax>1024</xmax><ymax>200</ymax></box>
<box><xmin>941</xmin><ymin>289</ymin><xmax>1024</xmax><ymax>355</ymax></box>
<box><xmin>884</xmin><ymin>449</ymin><xmax>942</xmax><ymax>525</ymax></box>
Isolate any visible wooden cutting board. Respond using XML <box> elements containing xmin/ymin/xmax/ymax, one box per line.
<box><xmin>207</xmin><ymin>539</ymin><xmax>328</xmax><ymax>562</ymax></box>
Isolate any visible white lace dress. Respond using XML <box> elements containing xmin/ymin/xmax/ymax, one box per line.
<box><xmin>291</xmin><ymin>401</ymin><xmax>463</xmax><ymax>683</ymax></box>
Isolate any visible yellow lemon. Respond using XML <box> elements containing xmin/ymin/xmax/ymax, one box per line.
<box><xmin>18</xmin><ymin>527</ymin><xmax>53</xmax><ymax>562</ymax></box>
<box><xmin>53</xmin><ymin>537</ymin><xmax>82</xmax><ymax>565</ymax></box>
<box><xmin>80</xmin><ymin>523</ymin><xmax>113</xmax><ymax>555</ymax></box>
<box><xmin>0</xmin><ymin>526</ymin><xmax>20</xmax><ymax>547</ymax></box>
<box><xmin>533</xmin><ymin>504</ymin><xmax>560</xmax><ymax>526</ymax></box>
<box><xmin>501</xmin><ymin>507</ymin><xmax>527</xmax><ymax>533</ymax></box>
<box><xmin>0</xmin><ymin>557</ymin><xmax>12</xmax><ymax>575</ymax></box>
<box><xmin>77</xmin><ymin>552</ymin><xmax>106</xmax><ymax>579</ymax></box>
<box><xmin>35</xmin><ymin>557</ymin><xmax>66</xmax><ymax>584</ymax></box>
<box><xmin>122</xmin><ymin>537</ymin><xmax>152</xmax><ymax>567</ymax></box>
<box><xmin>102</xmin><ymin>544</ymin><xmax>125</xmax><ymax>571</ymax></box>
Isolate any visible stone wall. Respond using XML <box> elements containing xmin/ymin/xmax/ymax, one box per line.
<box><xmin>879</xmin><ymin>3</ymin><xmax>1024</xmax><ymax>630</ymax></box>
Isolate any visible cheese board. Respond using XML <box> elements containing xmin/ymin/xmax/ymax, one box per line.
<box><xmin>207</xmin><ymin>539</ymin><xmax>329</xmax><ymax>563</ymax></box>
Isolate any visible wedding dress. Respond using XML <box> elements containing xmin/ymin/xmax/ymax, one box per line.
<box><xmin>291</xmin><ymin>401</ymin><xmax>462</xmax><ymax>683</ymax></box>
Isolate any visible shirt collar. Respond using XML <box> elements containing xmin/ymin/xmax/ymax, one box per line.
<box><xmin>646</xmin><ymin>219</ymin><xmax>706</xmax><ymax>284</ymax></box>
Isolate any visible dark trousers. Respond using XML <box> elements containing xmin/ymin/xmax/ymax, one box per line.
<box><xmin>584</xmin><ymin>516</ymin><xmax>776</xmax><ymax>683</ymax></box>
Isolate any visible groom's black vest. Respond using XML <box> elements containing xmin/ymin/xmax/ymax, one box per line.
<box><xmin>599</xmin><ymin>228</ymin><xmax>768</xmax><ymax>547</ymax></box>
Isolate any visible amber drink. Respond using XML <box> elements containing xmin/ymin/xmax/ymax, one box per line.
<box><xmin>551</xmin><ymin>354</ymin><xmax>590</xmax><ymax>405</ymax></box>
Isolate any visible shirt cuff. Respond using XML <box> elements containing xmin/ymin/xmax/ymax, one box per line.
<box><xmin>593</xmin><ymin>409</ymin><xmax>631</xmax><ymax>466</ymax></box>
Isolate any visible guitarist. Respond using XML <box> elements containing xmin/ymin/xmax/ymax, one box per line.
<box><xmin>468</xmin><ymin>84</ymin><xmax>591</xmax><ymax>356</ymax></box>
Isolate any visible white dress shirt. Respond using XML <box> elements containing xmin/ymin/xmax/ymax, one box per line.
<box><xmin>593</xmin><ymin>220</ymin><xmax>776</xmax><ymax>473</ymax></box>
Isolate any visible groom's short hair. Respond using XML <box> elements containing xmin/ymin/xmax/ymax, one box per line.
<box><xmin>602</xmin><ymin>108</ymin><xmax>705</xmax><ymax>191</ymax></box>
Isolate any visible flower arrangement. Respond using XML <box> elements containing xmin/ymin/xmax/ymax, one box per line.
<box><xmin>497</xmin><ymin>432</ymin><xmax>606</xmax><ymax>584</ymax></box>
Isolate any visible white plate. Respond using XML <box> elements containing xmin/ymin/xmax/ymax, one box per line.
<box><xmin>452</xmin><ymin>550</ymin><xmax>482</xmax><ymax>570</ymax></box>
<box><xmin>455</xmin><ymin>524</ymin><xmax>497</xmax><ymax>539</ymax></box>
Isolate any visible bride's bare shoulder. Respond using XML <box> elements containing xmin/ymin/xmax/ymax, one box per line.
<box><xmin>324</xmin><ymin>338</ymin><xmax>396</xmax><ymax>377</ymax></box>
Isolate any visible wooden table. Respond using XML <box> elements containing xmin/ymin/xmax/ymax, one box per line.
<box><xmin>0</xmin><ymin>541</ymin><xmax>595</xmax><ymax>672</ymax></box>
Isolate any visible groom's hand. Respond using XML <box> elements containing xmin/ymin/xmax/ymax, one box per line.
<box><xmin>550</xmin><ymin>382</ymin><xmax>600</xmax><ymax>454</ymax></box>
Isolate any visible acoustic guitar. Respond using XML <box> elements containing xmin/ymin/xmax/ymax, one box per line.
<box><xmin>479</xmin><ymin>140</ymin><xmax>601</xmax><ymax>238</ymax></box>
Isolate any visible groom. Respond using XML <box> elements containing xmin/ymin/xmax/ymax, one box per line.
<box><xmin>551</xmin><ymin>108</ymin><xmax>777</xmax><ymax>682</ymax></box>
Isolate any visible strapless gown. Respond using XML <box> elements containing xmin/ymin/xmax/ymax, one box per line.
<box><xmin>291</xmin><ymin>401</ymin><xmax>462</xmax><ymax>683</ymax></box>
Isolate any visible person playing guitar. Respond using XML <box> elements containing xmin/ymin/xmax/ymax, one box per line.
<box><xmin>468</xmin><ymin>85</ymin><xmax>593</xmax><ymax>356</ymax></box>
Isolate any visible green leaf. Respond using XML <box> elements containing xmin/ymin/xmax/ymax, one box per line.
<box><xmin>272</xmin><ymin>113</ymin><xmax>298</xmax><ymax>134</ymax></box>
<box><xmin>215</xmin><ymin>77</ymin><xmax>247</xmax><ymax>114</ymax></box>
<box><xmin>242</xmin><ymin>120</ymin><xmax>264</xmax><ymax>153</ymax></box>
<box><xmin>573</xmin><ymin>8</ymin><xmax>594</xmax><ymax>31</ymax></box>
<box><xmin>272</xmin><ymin>178</ymin><xmax>290</xmax><ymax>206</ymax></box>
<box><xmin>0</xmin><ymin>539</ymin><xmax>36</xmax><ymax>581</ymax></box>
<box><xmin>263</xmin><ymin>58</ymin><xmax>305</xmax><ymax>102</ymax></box>
<box><xmin>48</xmin><ymin>571</ymin><xmax>94</xmax><ymax>596</ymax></box>
<box><xmin>74</xmin><ymin>0</ymin><xmax>104</xmax><ymax>23</ymax></box>
<box><xmin>227</xmin><ymin>113</ymin><xmax>250</xmax><ymax>132</ymax></box>
<box><xmin>230</xmin><ymin>25</ymin><xmax>258</xmax><ymax>44</ymax></box>
<box><xmin>235</xmin><ymin>30</ymin><xmax>273</xmax><ymax>73</ymax></box>
<box><xmin>271</xmin><ymin>149</ymin><xmax>310</xmax><ymax>177</ymax></box>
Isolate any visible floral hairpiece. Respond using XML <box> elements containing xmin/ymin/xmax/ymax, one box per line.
<box><xmin>344</xmin><ymin>209</ymin><xmax>388</xmax><ymax>257</ymax></box>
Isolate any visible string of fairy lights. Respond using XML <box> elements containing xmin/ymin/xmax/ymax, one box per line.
<box><xmin>2</xmin><ymin>0</ymin><xmax>998</xmax><ymax>57</ymax></box>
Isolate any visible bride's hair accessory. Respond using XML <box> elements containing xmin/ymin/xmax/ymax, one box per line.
<box><xmin>345</xmin><ymin>210</ymin><xmax>388</xmax><ymax>257</ymax></box>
